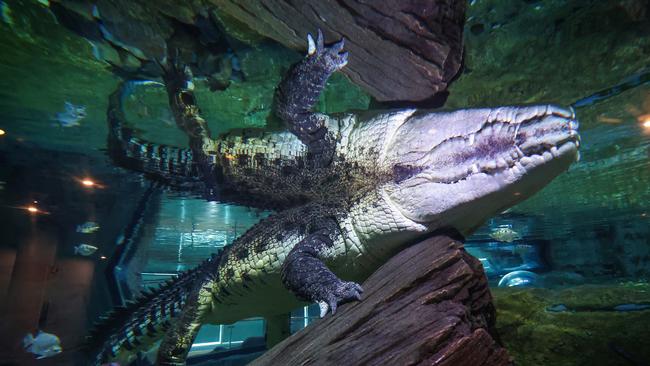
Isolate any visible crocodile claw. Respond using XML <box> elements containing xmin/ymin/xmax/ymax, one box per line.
<box><xmin>305</xmin><ymin>29</ymin><xmax>348</xmax><ymax>73</ymax></box>
<box><xmin>317</xmin><ymin>280</ymin><xmax>363</xmax><ymax>318</ymax></box>
<box><xmin>308</xmin><ymin>34</ymin><xmax>317</xmax><ymax>55</ymax></box>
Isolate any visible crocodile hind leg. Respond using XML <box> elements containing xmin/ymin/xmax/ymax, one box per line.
<box><xmin>156</xmin><ymin>281</ymin><xmax>214</xmax><ymax>366</ymax></box>
<box><xmin>107</xmin><ymin>82</ymin><xmax>203</xmax><ymax>186</ymax></box>
<box><xmin>158</xmin><ymin>54</ymin><xmax>222</xmax><ymax>195</ymax></box>
<box><xmin>281</xmin><ymin>219</ymin><xmax>363</xmax><ymax>317</ymax></box>
<box><xmin>160</xmin><ymin>56</ymin><xmax>214</xmax><ymax>150</ymax></box>
<box><xmin>275</xmin><ymin>30</ymin><xmax>348</xmax><ymax>162</ymax></box>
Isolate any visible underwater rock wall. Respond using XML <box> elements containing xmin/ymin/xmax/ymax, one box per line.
<box><xmin>46</xmin><ymin>0</ymin><xmax>466</xmax><ymax>104</ymax></box>
<box><xmin>494</xmin><ymin>284</ymin><xmax>650</xmax><ymax>366</ymax></box>
<box><xmin>446</xmin><ymin>0</ymin><xmax>650</xmax><ymax>108</ymax></box>
<box><xmin>548</xmin><ymin>218</ymin><xmax>650</xmax><ymax>279</ymax></box>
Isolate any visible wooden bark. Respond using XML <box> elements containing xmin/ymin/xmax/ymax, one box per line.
<box><xmin>211</xmin><ymin>0</ymin><xmax>466</xmax><ymax>103</ymax></box>
<box><xmin>251</xmin><ymin>235</ymin><xmax>512</xmax><ymax>366</ymax></box>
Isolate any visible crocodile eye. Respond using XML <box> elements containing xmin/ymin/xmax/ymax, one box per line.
<box><xmin>393</xmin><ymin>164</ymin><xmax>423</xmax><ymax>183</ymax></box>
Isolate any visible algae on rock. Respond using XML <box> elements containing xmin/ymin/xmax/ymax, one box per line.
<box><xmin>446</xmin><ymin>0</ymin><xmax>650</xmax><ymax>109</ymax></box>
<box><xmin>494</xmin><ymin>283</ymin><xmax>650</xmax><ymax>366</ymax></box>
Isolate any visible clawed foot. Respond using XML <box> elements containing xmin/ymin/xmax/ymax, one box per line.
<box><xmin>156</xmin><ymin>51</ymin><xmax>195</xmax><ymax>92</ymax></box>
<box><xmin>316</xmin><ymin>280</ymin><xmax>363</xmax><ymax>318</ymax></box>
<box><xmin>306</xmin><ymin>29</ymin><xmax>348</xmax><ymax>74</ymax></box>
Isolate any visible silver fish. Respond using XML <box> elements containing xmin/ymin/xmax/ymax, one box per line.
<box><xmin>76</xmin><ymin>221</ymin><xmax>100</xmax><ymax>234</ymax></box>
<box><xmin>54</xmin><ymin>102</ymin><xmax>86</xmax><ymax>127</ymax></box>
<box><xmin>74</xmin><ymin>244</ymin><xmax>98</xmax><ymax>256</ymax></box>
<box><xmin>23</xmin><ymin>330</ymin><xmax>62</xmax><ymax>359</ymax></box>
<box><xmin>489</xmin><ymin>227</ymin><xmax>521</xmax><ymax>242</ymax></box>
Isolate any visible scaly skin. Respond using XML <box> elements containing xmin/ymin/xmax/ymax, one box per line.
<box><xmin>87</xmin><ymin>30</ymin><xmax>581</xmax><ymax>365</ymax></box>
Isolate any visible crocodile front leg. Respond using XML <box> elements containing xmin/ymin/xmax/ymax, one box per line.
<box><xmin>156</xmin><ymin>281</ymin><xmax>213</xmax><ymax>366</ymax></box>
<box><xmin>275</xmin><ymin>30</ymin><xmax>348</xmax><ymax>162</ymax></box>
<box><xmin>281</xmin><ymin>219</ymin><xmax>363</xmax><ymax>317</ymax></box>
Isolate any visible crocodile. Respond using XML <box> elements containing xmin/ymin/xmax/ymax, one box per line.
<box><xmin>86</xmin><ymin>31</ymin><xmax>580</xmax><ymax>365</ymax></box>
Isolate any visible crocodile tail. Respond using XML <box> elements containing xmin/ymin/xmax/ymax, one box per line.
<box><xmin>107</xmin><ymin>81</ymin><xmax>202</xmax><ymax>185</ymax></box>
<box><xmin>83</xmin><ymin>256</ymin><xmax>219</xmax><ymax>365</ymax></box>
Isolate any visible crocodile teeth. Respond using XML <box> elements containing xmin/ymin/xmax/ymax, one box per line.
<box><xmin>515</xmin><ymin>162</ymin><xmax>526</xmax><ymax>174</ymax></box>
<box><xmin>496</xmin><ymin>157</ymin><xmax>508</xmax><ymax>168</ymax></box>
<box><xmin>543</xmin><ymin>151</ymin><xmax>553</xmax><ymax>161</ymax></box>
<box><xmin>550</xmin><ymin>146</ymin><xmax>558</xmax><ymax>157</ymax></box>
<box><xmin>521</xmin><ymin>156</ymin><xmax>532</xmax><ymax>166</ymax></box>
<box><xmin>469</xmin><ymin>163</ymin><xmax>480</xmax><ymax>174</ymax></box>
<box><xmin>468</xmin><ymin>133</ymin><xmax>475</xmax><ymax>146</ymax></box>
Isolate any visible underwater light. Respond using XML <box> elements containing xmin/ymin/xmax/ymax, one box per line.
<box><xmin>642</xmin><ymin>118</ymin><xmax>650</xmax><ymax>129</ymax></box>
<box><xmin>638</xmin><ymin>113</ymin><xmax>650</xmax><ymax>131</ymax></box>
<box><xmin>76</xmin><ymin>177</ymin><xmax>105</xmax><ymax>189</ymax></box>
<box><xmin>16</xmin><ymin>202</ymin><xmax>50</xmax><ymax>215</ymax></box>
<box><xmin>0</xmin><ymin>128</ymin><xmax>5</xmax><ymax>136</ymax></box>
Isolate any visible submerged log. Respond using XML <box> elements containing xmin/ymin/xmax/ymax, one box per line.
<box><xmin>211</xmin><ymin>0</ymin><xmax>466</xmax><ymax>103</ymax></box>
<box><xmin>251</xmin><ymin>235</ymin><xmax>512</xmax><ymax>366</ymax></box>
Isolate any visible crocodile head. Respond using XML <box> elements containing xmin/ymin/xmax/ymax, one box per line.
<box><xmin>383</xmin><ymin>105</ymin><xmax>580</xmax><ymax>235</ymax></box>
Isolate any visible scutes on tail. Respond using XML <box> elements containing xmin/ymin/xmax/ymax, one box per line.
<box><xmin>83</xmin><ymin>256</ymin><xmax>219</xmax><ymax>365</ymax></box>
<box><xmin>107</xmin><ymin>81</ymin><xmax>203</xmax><ymax>189</ymax></box>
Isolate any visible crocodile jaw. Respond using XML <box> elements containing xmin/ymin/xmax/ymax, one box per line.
<box><xmin>383</xmin><ymin>105</ymin><xmax>580</xmax><ymax>235</ymax></box>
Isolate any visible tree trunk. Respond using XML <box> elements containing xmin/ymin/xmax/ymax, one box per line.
<box><xmin>211</xmin><ymin>0</ymin><xmax>466</xmax><ymax>103</ymax></box>
<box><xmin>251</xmin><ymin>234</ymin><xmax>512</xmax><ymax>366</ymax></box>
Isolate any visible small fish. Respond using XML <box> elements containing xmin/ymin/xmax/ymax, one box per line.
<box><xmin>76</xmin><ymin>221</ymin><xmax>100</xmax><ymax>234</ymax></box>
<box><xmin>498</xmin><ymin>270</ymin><xmax>539</xmax><ymax>288</ymax></box>
<box><xmin>74</xmin><ymin>244</ymin><xmax>98</xmax><ymax>256</ymax></box>
<box><xmin>489</xmin><ymin>227</ymin><xmax>521</xmax><ymax>242</ymax></box>
<box><xmin>23</xmin><ymin>330</ymin><xmax>62</xmax><ymax>359</ymax></box>
<box><xmin>54</xmin><ymin>102</ymin><xmax>86</xmax><ymax>127</ymax></box>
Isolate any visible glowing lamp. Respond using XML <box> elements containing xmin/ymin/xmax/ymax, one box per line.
<box><xmin>639</xmin><ymin>114</ymin><xmax>650</xmax><ymax>131</ymax></box>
